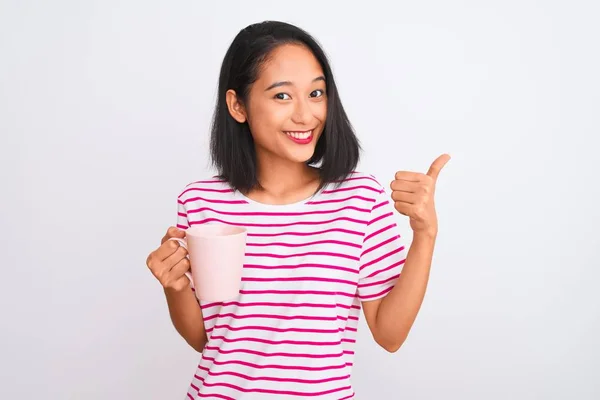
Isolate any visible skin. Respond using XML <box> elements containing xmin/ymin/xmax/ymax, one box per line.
<box><xmin>146</xmin><ymin>228</ymin><xmax>207</xmax><ymax>352</ymax></box>
<box><xmin>145</xmin><ymin>42</ymin><xmax>451</xmax><ymax>354</ymax></box>
<box><xmin>226</xmin><ymin>43</ymin><xmax>328</xmax><ymax>204</ymax></box>
<box><xmin>362</xmin><ymin>153</ymin><xmax>450</xmax><ymax>352</ymax></box>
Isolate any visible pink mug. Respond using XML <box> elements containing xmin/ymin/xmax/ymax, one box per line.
<box><xmin>170</xmin><ymin>224</ymin><xmax>247</xmax><ymax>302</ymax></box>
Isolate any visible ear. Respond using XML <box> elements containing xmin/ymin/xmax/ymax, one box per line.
<box><xmin>225</xmin><ymin>89</ymin><xmax>247</xmax><ymax>123</ymax></box>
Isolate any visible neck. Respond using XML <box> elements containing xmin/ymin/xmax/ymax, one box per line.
<box><xmin>258</xmin><ymin>158</ymin><xmax>318</xmax><ymax>194</ymax></box>
<box><xmin>248</xmin><ymin>151</ymin><xmax>321</xmax><ymax>204</ymax></box>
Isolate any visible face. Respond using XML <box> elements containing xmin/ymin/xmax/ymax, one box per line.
<box><xmin>226</xmin><ymin>43</ymin><xmax>327</xmax><ymax>164</ymax></box>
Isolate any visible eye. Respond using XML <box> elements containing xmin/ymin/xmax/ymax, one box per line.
<box><xmin>275</xmin><ymin>93</ymin><xmax>291</xmax><ymax>100</ymax></box>
<box><xmin>310</xmin><ymin>89</ymin><xmax>325</xmax><ymax>98</ymax></box>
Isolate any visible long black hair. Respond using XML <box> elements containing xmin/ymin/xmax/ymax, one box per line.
<box><xmin>210</xmin><ymin>20</ymin><xmax>361</xmax><ymax>193</ymax></box>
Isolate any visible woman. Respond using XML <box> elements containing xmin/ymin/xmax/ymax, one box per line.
<box><xmin>146</xmin><ymin>20</ymin><xmax>449</xmax><ymax>400</ymax></box>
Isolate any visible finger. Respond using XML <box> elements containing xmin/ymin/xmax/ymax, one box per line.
<box><xmin>163</xmin><ymin>245</ymin><xmax>188</xmax><ymax>269</ymax></box>
<box><xmin>154</xmin><ymin>239</ymin><xmax>181</xmax><ymax>263</ymax></box>
<box><xmin>169</xmin><ymin>257</ymin><xmax>191</xmax><ymax>279</ymax></box>
<box><xmin>427</xmin><ymin>154</ymin><xmax>451</xmax><ymax>181</ymax></box>
<box><xmin>394</xmin><ymin>201</ymin><xmax>413</xmax><ymax>216</ymax></box>
<box><xmin>147</xmin><ymin>242</ymin><xmax>181</xmax><ymax>275</ymax></box>
<box><xmin>161</xmin><ymin>226</ymin><xmax>185</xmax><ymax>244</ymax></box>
<box><xmin>391</xmin><ymin>191</ymin><xmax>418</xmax><ymax>204</ymax></box>
<box><xmin>394</xmin><ymin>171</ymin><xmax>423</xmax><ymax>182</ymax></box>
<box><xmin>162</xmin><ymin>258</ymin><xmax>190</xmax><ymax>291</ymax></box>
<box><xmin>390</xmin><ymin>180</ymin><xmax>420</xmax><ymax>193</ymax></box>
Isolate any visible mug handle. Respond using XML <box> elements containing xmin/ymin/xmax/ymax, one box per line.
<box><xmin>167</xmin><ymin>237</ymin><xmax>194</xmax><ymax>289</ymax></box>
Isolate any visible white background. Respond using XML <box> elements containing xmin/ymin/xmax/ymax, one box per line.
<box><xmin>1</xmin><ymin>0</ymin><xmax>599</xmax><ymax>399</ymax></box>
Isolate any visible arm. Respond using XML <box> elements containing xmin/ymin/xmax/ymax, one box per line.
<box><xmin>147</xmin><ymin>228</ymin><xmax>209</xmax><ymax>353</ymax></box>
<box><xmin>164</xmin><ymin>285</ymin><xmax>208</xmax><ymax>353</ymax></box>
<box><xmin>361</xmin><ymin>154</ymin><xmax>450</xmax><ymax>352</ymax></box>
<box><xmin>362</xmin><ymin>232</ymin><xmax>435</xmax><ymax>352</ymax></box>
<box><xmin>169</xmin><ymin>198</ymin><xmax>208</xmax><ymax>352</ymax></box>
<box><xmin>147</xmin><ymin>192</ymin><xmax>210</xmax><ymax>353</ymax></box>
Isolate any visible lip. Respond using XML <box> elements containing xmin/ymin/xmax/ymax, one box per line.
<box><xmin>283</xmin><ymin>129</ymin><xmax>314</xmax><ymax>145</ymax></box>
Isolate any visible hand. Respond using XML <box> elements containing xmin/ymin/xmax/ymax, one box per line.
<box><xmin>390</xmin><ymin>154</ymin><xmax>451</xmax><ymax>236</ymax></box>
<box><xmin>146</xmin><ymin>226</ymin><xmax>190</xmax><ymax>292</ymax></box>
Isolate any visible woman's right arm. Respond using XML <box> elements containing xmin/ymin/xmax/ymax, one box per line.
<box><xmin>164</xmin><ymin>285</ymin><xmax>207</xmax><ymax>352</ymax></box>
<box><xmin>147</xmin><ymin>227</ymin><xmax>208</xmax><ymax>352</ymax></box>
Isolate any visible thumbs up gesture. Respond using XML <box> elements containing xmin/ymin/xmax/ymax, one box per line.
<box><xmin>390</xmin><ymin>154</ymin><xmax>451</xmax><ymax>237</ymax></box>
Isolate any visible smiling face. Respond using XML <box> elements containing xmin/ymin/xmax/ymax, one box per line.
<box><xmin>226</xmin><ymin>43</ymin><xmax>328</xmax><ymax>165</ymax></box>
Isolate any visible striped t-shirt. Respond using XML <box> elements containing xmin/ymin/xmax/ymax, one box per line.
<box><xmin>176</xmin><ymin>172</ymin><xmax>408</xmax><ymax>400</ymax></box>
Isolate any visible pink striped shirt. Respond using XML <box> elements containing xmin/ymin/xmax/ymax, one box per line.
<box><xmin>177</xmin><ymin>172</ymin><xmax>407</xmax><ymax>400</ymax></box>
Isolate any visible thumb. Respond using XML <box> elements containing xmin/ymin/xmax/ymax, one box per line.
<box><xmin>162</xmin><ymin>226</ymin><xmax>186</xmax><ymax>244</ymax></box>
<box><xmin>170</xmin><ymin>226</ymin><xmax>186</xmax><ymax>238</ymax></box>
<box><xmin>427</xmin><ymin>153</ymin><xmax>451</xmax><ymax>181</ymax></box>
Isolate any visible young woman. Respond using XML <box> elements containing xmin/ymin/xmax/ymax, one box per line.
<box><xmin>146</xmin><ymin>20</ymin><xmax>449</xmax><ymax>400</ymax></box>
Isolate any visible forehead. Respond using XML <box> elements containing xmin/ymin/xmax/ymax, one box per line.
<box><xmin>257</xmin><ymin>44</ymin><xmax>324</xmax><ymax>84</ymax></box>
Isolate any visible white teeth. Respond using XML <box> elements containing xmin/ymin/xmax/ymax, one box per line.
<box><xmin>285</xmin><ymin>130</ymin><xmax>312</xmax><ymax>139</ymax></box>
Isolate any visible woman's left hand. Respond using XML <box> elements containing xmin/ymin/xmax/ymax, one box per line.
<box><xmin>390</xmin><ymin>154</ymin><xmax>451</xmax><ymax>237</ymax></box>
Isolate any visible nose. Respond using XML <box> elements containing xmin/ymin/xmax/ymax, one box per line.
<box><xmin>291</xmin><ymin>97</ymin><xmax>312</xmax><ymax>125</ymax></box>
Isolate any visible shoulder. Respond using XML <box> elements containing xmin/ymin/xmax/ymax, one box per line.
<box><xmin>177</xmin><ymin>176</ymin><xmax>235</xmax><ymax>203</ymax></box>
<box><xmin>328</xmin><ymin>171</ymin><xmax>388</xmax><ymax>195</ymax></box>
<box><xmin>314</xmin><ymin>171</ymin><xmax>389</xmax><ymax>208</ymax></box>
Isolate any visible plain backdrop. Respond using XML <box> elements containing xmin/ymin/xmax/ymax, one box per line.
<box><xmin>1</xmin><ymin>0</ymin><xmax>599</xmax><ymax>399</ymax></box>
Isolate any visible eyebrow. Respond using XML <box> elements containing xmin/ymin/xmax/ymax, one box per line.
<box><xmin>265</xmin><ymin>76</ymin><xmax>326</xmax><ymax>91</ymax></box>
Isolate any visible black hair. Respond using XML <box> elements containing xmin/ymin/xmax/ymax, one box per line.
<box><xmin>209</xmin><ymin>20</ymin><xmax>361</xmax><ymax>193</ymax></box>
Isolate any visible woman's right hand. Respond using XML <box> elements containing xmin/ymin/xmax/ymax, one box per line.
<box><xmin>146</xmin><ymin>226</ymin><xmax>190</xmax><ymax>292</ymax></box>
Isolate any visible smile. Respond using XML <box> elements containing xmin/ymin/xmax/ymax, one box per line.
<box><xmin>283</xmin><ymin>129</ymin><xmax>314</xmax><ymax>144</ymax></box>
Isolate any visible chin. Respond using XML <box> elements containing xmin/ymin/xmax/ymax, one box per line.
<box><xmin>286</xmin><ymin>132</ymin><xmax>323</xmax><ymax>162</ymax></box>
<box><xmin>285</xmin><ymin>148</ymin><xmax>316</xmax><ymax>164</ymax></box>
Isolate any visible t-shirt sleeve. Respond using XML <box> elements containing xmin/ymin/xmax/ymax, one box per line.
<box><xmin>176</xmin><ymin>196</ymin><xmax>196</xmax><ymax>291</ymax></box>
<box><xmin>176</xmin><ymin>197</ymin><xmax>190</xmax><ymax>230</ymax></box>
<box><xmin>357</xmin><ymin>185</ymin><xmax>408</xmax><ymax>301</ymax></box>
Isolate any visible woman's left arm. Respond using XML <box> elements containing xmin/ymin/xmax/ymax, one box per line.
<box><xmin>362</xmin><ymin>154</ymin><xmax>450</xmax><ymax>352</ymax></box>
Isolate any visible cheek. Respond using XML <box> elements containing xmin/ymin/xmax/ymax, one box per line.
<box><xmin>312</xmin><ymin>101</ymin><xmax>327</xmax><ymax>122</ymax></box>
<box><xmin>247</xmin><ymin>101</ymin><xmax>289</xmax><ymax>140</ymax></box>
<box><xmin>268</xmin><ymin>105</ymin><xmax>292</xmax><ymax>128</ymax></box>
